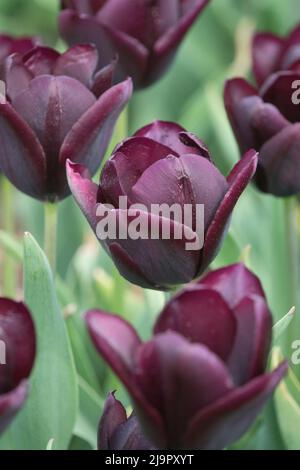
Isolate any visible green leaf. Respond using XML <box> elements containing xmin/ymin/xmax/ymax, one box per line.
<box><xmin>0</xmin><ymin>233</ymin><xmax>78</xmax><ymax>450</ymax></box>
<box><xmin>273</xmin><ymin>307</ymin><xmax>296</xmax><ymax>343</ymax></box>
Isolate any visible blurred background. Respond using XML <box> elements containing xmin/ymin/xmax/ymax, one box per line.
<box><xmin>0</xmin><ymin>0</ymin><xmax>300</xmax><ymax>450</ymax></box>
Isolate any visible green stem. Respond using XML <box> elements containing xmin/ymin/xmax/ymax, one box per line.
<box><xmin>1</xmin><ymin>177</ymin><xmax>15</xmax><ymax>297</ymax></box>
<box><xmin>44</xmin><ymin>203</ymin><xmax>58</xmax><ymax>275</ymax></box>
<box><xmin>285</xmin><ymin>197</ymin><xmax>299</xmax><ymax>349</ymax></box>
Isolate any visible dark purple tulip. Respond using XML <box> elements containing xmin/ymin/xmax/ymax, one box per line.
<box><xmin>59</xmin><ymin>0</ymin><xmax>210</xmax><ymax>88</ymax></box>
<box><xmin>0</xmin><ymin>35</ymin><xmax>39</xmax><ymax>80</ymax></box>
<box><xmin>225</xmin><ymin>24</ymin><xmax>300</xmax><ymax>197</ymax></box>
<box><xmin>0</xmin><ymin>44</ymin><xmax>132</xmax><ymax>202</ymax></box>
<box><xmin>86</xmin><ymin>263</ymin><xmax>287</xmax><ymax>450</ymax></box>
<box><xmin>98</xmin><ymin>392</ymin><xmax>154</xmax><ymax>450</ymax></box>
<box><xmin>67</xmin><ymin>120</ymin><xmax>258</xmax><ymax>290</ymax></box>
<box><xmin>0</xmin><ymin>298</ymin><xmax>36</xmax><ymax>435</ymax></box>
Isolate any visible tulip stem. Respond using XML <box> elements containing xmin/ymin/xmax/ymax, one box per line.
<box><xmin>284</xmin><ymin>197</ymin><xmax>299</xmax><ymax>349</ymax></box>
<box><xmin>1</xmin><ymin>176</ymin><xmax>15</xmax><ymax>297</ymax></box>
<box><xmin>44</xmin><ymin>203</ymin><xmax>58</xmax><ymax>275</ymax></box>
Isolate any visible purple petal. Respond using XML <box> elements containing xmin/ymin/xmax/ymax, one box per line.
<box><xmin>0</xmin><ymin>101</ymin><xmax>46</xmax><ymax>200</ymax></box>
<box><xmin>185</xmin><ymin>362</ymin><xmax>288</xmax><ymax>450</ymax></box>
<box><xmin>91</xmin><ymin>59</ymin><xmax>117</xmax><ymax>98</ymax></box>
<box><xmin>228</xmin><ymin>295</ymin><xmax>272</xmax><ymax>386</ymax></box>
<box><xmin>201</xmin><ymin>150</ymin><xmax>258</xmax><ymax>273</ymax></box>
<box><xmin>154</xmin><ymin>287</ymin><xmax>236</xmax><ymax>361</ymax></box>
<box><xmin>134</xmin><ymin>121</ymin><xmax>202</xmax><ymax>157</ymax></box>
<box><xmin>260</xmin><ymin>71</ymin><xmax>300</xmax><ymax>123</ymax></box>
<box><xmin>279</xmin><ymin>25</ymin><xmax>300</xmax><ymax>69</ymax></box>
<box><xmin>135</xmin><ymin>332</ymin><xmax>233</xmax><ymax>449</ymax></box>
<box><xmin>23</xmin><ymin>46</ymin><xmax>60</xmax><ymax>76</ymax></box>
<box><xmin>54</xmin><ymin>44</ymin><xmax>98</xmax><ymax>86</ymax></box>
<box><xmin>60</xmin><ymin>78</ymin><xmax>133</xmax><ymax>180</ymax></box>
<box><xmin>3</xmin><ymin>53</ymin><xmax>33</xmax><ymax>101</ymax></box>
<box><xmin>0</xmin><ymin>381</ymin><xmax>28</xmax><ymax>435</ymax></box>
<box><xmin>98</xmin><ymin>392</ymin><xmax>127</xmax><ymax>450</ymax></box>
<box><xmin>200</xmin><ymin>263</ymin><xmax>266</xmax><ymax>308</ymax></box>
<box><xmin>0</xmin><ymin>299</ymin><xmax>36</xmax><ymax>394</ymax></box>
<box><xmin>252</xmin><ymin>33</ymin><xmax>284</xmax><ymax>86</ymax></box>
<box><xmin>257</xmin><ymin>123</ymin><xmax>300</xmax><ymax>196</ymax></box>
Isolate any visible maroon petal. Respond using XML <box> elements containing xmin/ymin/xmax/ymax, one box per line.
<box><xmin>0</xmin><ymin>381</ymin><xmax>28</xmax><ymax>435</ymax></box>
<box><xmin>260</xmin><ymin>71</ymin><xmax>300</xmax><ymax>123</ymax></box>
<box><xmin>59</xmin><ymin>10</ymin><xmax>148</xmax><ymax>85</ymax></box>
<box><xmin>60</xmin><ymin>78</ymin><xmax>133</xmax><ymax>178</ymax></box>
<box><xmin>0</xmin><ymin>299</ymin><xmax>36</xmax><ymax>394</ymax></box>
<box><xmin>3</xmin><ymin>53</ymin><xmax>33</xmax><ymax>100</ymax></box>
<box><xmin>98</xmin><ymin>392</ymin><xmax>127</xmax><ymax>450</ymax></box>
<box><xmin>224</xmin><ymin>78</ymin><xmax>289</xmax><ymax>153</ymax></box>
<box><xmin>279</xmin><ymin>25</ymin><xmax>300</xmax><ymax>69</ymax></box>
<box><xmin>257</xmin><ymin>123</ymin><xmax>300</xmax><ymax>196</ymax></box>
<box><xmin>134</xmin><ymin>121</ymin><xmax>202</xmax><ymax>156</ymax></box>
<box><xmin>91</xmin><ymin>59</ymin><xmax>117</xmax><ymax>98</ymax></box>
<box><xmin>200</xmin><ymin>263</ymin><xmax>266</xmax><ymax>309</ymax></box>
<box><xmin>0</xmin><ymin>101</ymin><xmax>46</xmax><ymax>200</ymax></box>
<box><xmin>185</xmin><ymin>362</ymin><xmax>288</xmax><ymax>450</ymax></box>
<box><xmin>105</xmin><ymin>209</ymin><xmax>200</xmax><ymax>290</ymax></box>
<box><xmin>228</xmin><ymin>295</ymin><xmax>272</xmax><ymax>386</ymax></box>
<box><xmin>135</xmin><ymin>332</ymin><xmax>233</xmax><ymax>449</ymax></box>
<box><xmin>154</xmin><ymin>287</ymin><xmax>236</xmax><ymax>361</ymax></box>
<box><xmin>54</xmin><ymin>44</ymin><xmax>98</xmax><ymax>86</ymax></box>
<box><xmin>201</xmin><ymin>150</ymin><xmax>258</xmax><ymax>273</ymax></box>
<box><xmin>23</xmin><ymin>46</ymin><xmax>60</xmax><ymax>76</ymax></box>
<box><xmin>252</xmin><ymin>33</ymin><xmax>284</xmax><ymax>86</ymax></box>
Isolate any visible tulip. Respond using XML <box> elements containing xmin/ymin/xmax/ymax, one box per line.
<box><xmin>0</xmin><ymin>35</ymin><xmax>38</xmax><ymax>80</ymax></box>
<box><xmin>59</xmin><ymin>0</ymin><xmax>211</xmax><ymax>88</ymax></box>
<box><xmin>225</xmin><ymin>24</ymin><xmax>300</xmax><ymax>196</ymax></box>
<box><xmin>0</xmin><ymin>44</ymin><xmax>132</xmax><ymax>202</ymax></box>
<box><xmin>67</xmin><ymin>120</ymin><xmax>258</xmax><ymax>290</ymax></box>
<box><xmin>86</xmin><ymin>263</ymin><xmax>287</xmax><ymax>450</ymax></box>
<box><xmin>98</xmin><ymin>392</ymin><xmax>154</xmax><ymax>450</ymax></box>
<box><xmin>0</xmin><ymin>298</ymin><xmax>36</xmax><ymax>435</ymax></box>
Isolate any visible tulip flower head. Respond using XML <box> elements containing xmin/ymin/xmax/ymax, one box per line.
<box><xmin>59</xmin><ymin>0</ymin><xmax>211</xmax><ymax>88</ymax></box>
<box><xmin>98</xmin><ymin>392</ymin><xmax>154</xmax><ymax>450</ymax></box>
<box><xmin>0</xmin><ymin>44</ymin><xmax>132</xmax><ymax>201</ymax></box>
<box><xmin>225</xmin><ymin>24</ymin><xmax>300</xmax><ymax>196</ymax></box>
<box><xmin>86</xmin><ymin>264</ymin><xmax>287</xmax><ymax>450</ymax></box>
<box><xmin>0</xmin><ymin>298</ymin><xmax>36</xmax><ymax>435</ymax></box>
<box><xmin>67</xmin><ymin>121</ymin><xmax>258</xmax><ymax>290</ymax></box>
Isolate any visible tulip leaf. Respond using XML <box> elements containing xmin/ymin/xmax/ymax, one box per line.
<box><xmin>273</xmin><ymin>307</ymin><xmax>296</xmax><ymax>343</ymax></box>
<box><xmin>0</xmin><ymin>233</ymin><xmax>78</xmax><ymax>450</ymax></box>
<box><xmin>271</xmin><ymin>347</ymin><xmax>300</xmax><ymax>450</ymax></box>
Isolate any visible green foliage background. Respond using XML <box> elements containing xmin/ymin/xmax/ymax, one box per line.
<box><xmin>0</xmin><ymin>0</ymin><xmax>300</xmax><ymax>450</ymax></box>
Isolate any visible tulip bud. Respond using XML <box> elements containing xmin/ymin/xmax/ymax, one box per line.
<box><xmin>98</xmin><ymin>392</ymin><xmax>154</xmax><ymax>450</ymax></box>
<box><xmin>225</xmin><ymin>24</ymin><xmax>300</xmax><ymax>197</ymax></box>
<box><xmin>0</xmin><ymin>298</ymin><xmax>36</xmax><ymax>435</ymax></box>
<box><xmin>0</xmin><ymin>45</ymin><xmax>132</xmax><ymax>202</ymax></box>
<box><xmin>59</xmin><ymin>0</ymin><xmax>211</xmax><ymax>88</ymax></box>
<box><xmin>67</xmin><ymin>121</ymin><xmax>258</xmax><ymax>290</ymax></box>
<box><xmin>86</xmin><ymin>264</ymin><xmax>287</xmax><ymax>450</ymax></box>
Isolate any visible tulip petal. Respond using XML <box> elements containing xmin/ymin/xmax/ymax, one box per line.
<box><xmin>91</xmin><ymin>59</ymin><xmax>116</xmax><ymax>98</ymax></box>
<box><xmin>23</xmin><ymin>46</ymin><xmax>60</xmax><ymax>76</ymax></box>
<box><xmin>252</xmin><ymin>33</ymin><xmax>284</xmax><ymax>86</ymax></box>
<box><xmin>59</xmin><ymin>10</ymin><xmax>148</xmax><ymax>85</ymax></box>
<box><xmin>257</xmin><ymin>123</ymin><xmax>300</xmax><ymax>196</ymax></box>
<box><xmin>224</xmin><ymin>79</ymin><xmax>288</xmax><ymax>153</ymax></box>
<box><xmin>3</xmin><ymin>53</ymin><xmax>33</xmax><ymax>100</ymax></box>
<box><xmin>98</xmin><ymin>392</ymin><xmax>127</xmax><ymax>450</ymax></box>
<box><xmin>260</xmin><ymin>71</ymin><xmax>300</xmax><ymax>123</ymax></box>
<box><xmin>154</xmin><ymin>287</ymin><xmax>236</xmax><ymax>361</ymax></box>
<box><xmin>185</xmin><ymin>362</ymin><xmax>288</xmax><ymax>450</ymax></box>
<box><xmin>106</xmin><ymin>209</ymin><xmax>200</xmax><ymax>290</ymax></box>
<box><xmin>135</xmin><ymin>332</ymin><xmax>233</xmax><ymax>449</ymax></box>
<box><xmin>54</xmin><ymin>44</ymin><xmax>98</xmax><ymax>86</ymax></box>
<box><xmin>134</xmin><ymin>121</ymin><xmax>202</xmax><ymax>156</ymax></box>
<box><xmin>0</xmin><ymin>299</ymin><xmax>36</xmax><ymax>394</ymax></box>
<box><xmin>0</xmin><ymin>101</ymin><xmax>46</xmax><ymax>200</ymax></box>
<box><xmin>280</xmin><ymin>25</ymin><xmax>300</xmax><ymax>69</ymax></box>
<box><xmin>111</xmin><ymin>414</ymin><xmax>154</xmax><ymax>450</ymax></box>
<box><xmin>228</xmin><ymin>295</ymin><xmax>272</xmax><ymax>386</ymax></box>
<box><xmin>60</xmin><ymin>78</ymin><xmax>133</xmax><ymax>178</ymax></box>
<box><xmin>200</xmin><ymin>263</ymin><xmax>266</xmax><ymax>308</ymax></box>
<box><xmin>201</xmin><ymin>150</ymin><xmax>258</xmax><ymax>273</ymax></box>
<box><xmin>0</xmin><ymin>381</ymin><xmax>28</xmax><ymax>435</ymax></box>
